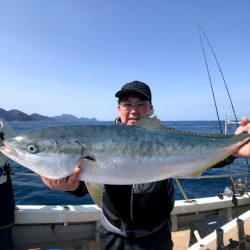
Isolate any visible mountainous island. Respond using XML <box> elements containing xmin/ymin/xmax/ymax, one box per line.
<box><xmin>0</xmin><ymin>108</ymin><xmax>97</xmax><ymax>122</ymax></box>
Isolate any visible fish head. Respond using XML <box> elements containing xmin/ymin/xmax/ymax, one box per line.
<box><xmin>0</xmin><ymin>128</ymin><xmax>80</xmax><ymax>179</ymax></box>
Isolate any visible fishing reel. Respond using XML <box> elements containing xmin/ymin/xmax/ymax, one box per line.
<box><xmin>217</xmin><ymin>186</ymin><xmax>234</xmax><ymax>200</ymax></box>
<box><xmin>217</xmin><ymin>177</ymin><xmax>248</xmax><ymax>200</ymax></box>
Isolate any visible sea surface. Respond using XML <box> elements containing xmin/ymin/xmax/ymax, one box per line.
<box><xmin>6</xmin><ymin>120</ymin><xmax>250</xmax><ymax>205</ymax></box>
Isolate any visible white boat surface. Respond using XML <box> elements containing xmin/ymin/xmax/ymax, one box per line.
<box><xmin>13</xmin><ymin>189</ymin><xmax>250</xmax><ymax>250</ymax></box>
<box><xmin>188</xmin><ymin>209</ymin><xmax>250</xmax><ymax>250</ymax></box>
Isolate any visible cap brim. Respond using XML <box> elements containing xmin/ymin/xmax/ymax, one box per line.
<box><xmin>115</xmin><ymin>89</ymin><xmax>151</xmax><ymax>100</ymax></box>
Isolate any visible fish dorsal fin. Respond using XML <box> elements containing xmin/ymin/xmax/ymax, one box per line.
<box><xmin>136</xmin><ymin>110</ymin><xmax>166</xmax><ymax>131</ymax></box>
<box><xmin>0</xmin><ymin>119</ymin><xmax>16</xmax><ymax>139</ymax></box>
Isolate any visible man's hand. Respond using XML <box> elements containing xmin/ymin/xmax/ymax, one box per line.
<box><xmin>234</xmin><ymin>117</ymin><xmax>250</xmax><ymax>157</ymax></box>
<box><xmin>41</xmin><ymin>166</ymin><xmax>81</xmax><ymax>191</ymax></box>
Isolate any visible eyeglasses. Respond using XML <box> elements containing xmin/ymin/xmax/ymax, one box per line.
<box><xmin>119</xmin><ymin>102</ymin><xmax>149</xmax><ymax>111</ymax></box>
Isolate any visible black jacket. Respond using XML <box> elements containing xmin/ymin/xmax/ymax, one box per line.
<box><xmin>102</xmin><ymin>180</ymin><xmax>174</xmax><ymax>232</ymax></box>
<box><xmin>71</xmin><ymin>179</ymin><xmax>174</xmax><ymax>232</ymax></box>
<box><xmin>0</xmin><ymin>163</ymin><xmax>15</xmax><ymax>228</ymax></box>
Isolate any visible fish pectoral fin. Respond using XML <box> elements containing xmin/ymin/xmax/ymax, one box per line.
<box><xmin>85</xmin><ymin>182</ymin><xmax>104</xmax><ymax>208</ymax></box>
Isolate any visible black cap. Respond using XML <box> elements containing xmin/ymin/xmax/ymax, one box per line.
<box><xmin>115</xmin><ymin>80</ymin><xmax>151</xmax><ymax>101</ymax></box>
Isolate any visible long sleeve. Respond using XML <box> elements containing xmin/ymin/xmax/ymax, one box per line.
<box><xmin>68</xmin><ymin>181</ymin><xmax>89</xmax><ymax>197</ymax></box>
<box><xmin>211</xmin><ymin>155</ymin><xmax>236</xmax><ymax>168</ymax></box>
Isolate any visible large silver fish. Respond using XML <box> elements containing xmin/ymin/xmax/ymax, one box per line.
<box><xmin>1</xmin><ymin>115</ymin><xmax>250</xmax><ymax>185</ymax></box>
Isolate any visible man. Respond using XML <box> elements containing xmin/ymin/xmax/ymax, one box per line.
<box><xmin>42</xmin><ymin>81</ymin><xmax>175</xmax><ymax>249</ymax></box>
<box><xmin>41</xmin><ymin>80</ymin><xmax>250</xmax><ymax>250</ymax></box>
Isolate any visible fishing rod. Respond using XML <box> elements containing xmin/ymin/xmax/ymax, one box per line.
<box><xmin>196</xmin><ymin>23</ymin><xmax>250</xmax><ymax>218</ymax></box>
<box><xmin>196</xmin><ymin>23</ymin><xmax>223</xmax><ymax>134</ymax></box>
<box><xmin>196</xmin><ymin>22</ymin><xmax>250</xmax><ymax>170</ymax></box>
<box><xmin>196</xmin><ymin>23</ymin><xmax>239</xmax><ymax>124</ymax></box>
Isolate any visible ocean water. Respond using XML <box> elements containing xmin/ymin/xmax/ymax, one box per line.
<box><xmin>6</xmin><ymin>120</ymin><xmax>250</xmax><ymax>205</ymax></box>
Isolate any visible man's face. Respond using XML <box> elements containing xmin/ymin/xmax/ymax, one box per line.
<box><xmin>118</xmin><ymin>95</ymin><xmax>153</xmax><ymax>125</ymax></box>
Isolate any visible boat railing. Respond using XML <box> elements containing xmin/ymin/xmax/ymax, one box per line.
<box><xmin>174</xmin><ymin>172</ymin><xmax>250</xmax><ymax>203</ymax></box>
<box><xmin>12</xmin><ymin>171</ymin><xmax>250</xmax><ymax>204</ymax></box>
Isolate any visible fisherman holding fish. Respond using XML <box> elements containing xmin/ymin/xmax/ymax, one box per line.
<box><xmin>42</xmin><ymin>81</ymin><xmax>175</xmax><ymax>249</ymax></box>
<box><xmin>38</xmin><ymin>81</ymin><xmax>250</xmax><ymax>250</ymax></box>
<box><xmin>0</xmin><ymin>81</ymin><xmax>249</xmax><ymax>250</ymax></box>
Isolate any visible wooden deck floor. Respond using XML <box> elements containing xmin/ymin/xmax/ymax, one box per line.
<box><xmin>172</xmin><ymin>228</ymin><xmax>191</xmax><ymax>249</ymax></box>
<box><xmin>16</xmin><ymin>229</ymin><xmax>191</xmax><ymax>250</ymax></box>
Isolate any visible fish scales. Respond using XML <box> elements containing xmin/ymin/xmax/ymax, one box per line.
<box><xmin>1</xmin><ymin>115</ymin><xmax>250</xmax><ymax>185</ymax></box>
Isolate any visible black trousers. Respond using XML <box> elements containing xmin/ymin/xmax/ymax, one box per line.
<box><xmin>98</xmin><ymin>222</ymin><xmax>173</xmax><ymax>250</ymax></box>
<box><xmin>0</xmin><ymin>177</ymin><xmax>15</xmax><ymax>250</ymax></box>
<box><xmin>0</xmin><ymin>226</ymin><xmax>15</xmax><ymax>250</ymax></box>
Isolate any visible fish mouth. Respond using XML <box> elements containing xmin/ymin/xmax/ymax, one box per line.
<box><xmin>0</xmin><ymin>142</ymin><xmax>19</xmax><ymax>159</ymax></box>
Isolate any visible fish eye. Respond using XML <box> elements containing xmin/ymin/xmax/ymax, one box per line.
<box><xmin>27</xmin><ymin>144</ymin><xmax>39</xmax><ymax>154</ymax></box>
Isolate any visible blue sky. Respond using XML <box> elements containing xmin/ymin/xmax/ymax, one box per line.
<box><xmin>0</xmin><ymin>1</ymin><xmax>249</xmax><ymax>121</ymax></box>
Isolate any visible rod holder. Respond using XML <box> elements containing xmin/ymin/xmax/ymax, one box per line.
<box><xmin>216</xmin><ymin>228</ymin><xmax>224</xmax><ymax>250</ymax></box>
<box><xmin>237</xmin><ymin>219</ymin><xmax>246</xmax><ymax>250</ymax></box>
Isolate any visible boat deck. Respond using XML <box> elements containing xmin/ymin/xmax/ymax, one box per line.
<box><xmin>16</xmin><ymin>240</ymin><xmax>100</xmax><ymax>250</ymax></box>
<box><xmin>16</xmin><ymin>229</ymin><xmax>191</xmax><ymax>250</ymax></box>
<box><xmin>15</xmin><ymin>222</ymin><xmax>250</xmax><ymax>250</ymax></box>
<box><xmin>13</xmin><ymin>194</ymin><xmax>250</xmax><ymax>250</ymax></box>
<box><xmin>189</xmin><ymin>209</ymin><xmax>250</xmax><ymax>250</ymax></box>
<box><xmin>173</xmin><ymin>228</ymin><xmax>190</xmax><ymax>249</ymax></box>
